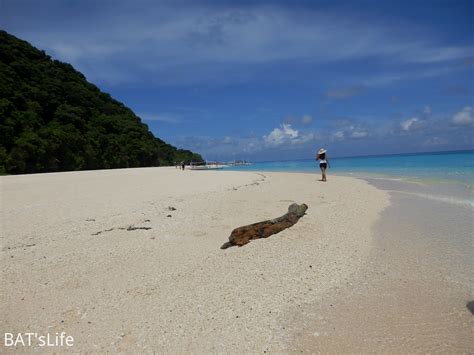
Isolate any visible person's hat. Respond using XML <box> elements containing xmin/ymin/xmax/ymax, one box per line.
<box><xmin>318</xmin><ymin>148</ymin><xmax>327</xmax><ymax>154</ymax></box>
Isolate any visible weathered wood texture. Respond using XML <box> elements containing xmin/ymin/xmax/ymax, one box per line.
<box><xmin>221</xmin><ymin>203</ymin><xmax>308</xmax><ymax>249</ymax></box>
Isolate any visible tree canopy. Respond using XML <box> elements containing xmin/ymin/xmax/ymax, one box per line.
<box><xmin>0</xmin><ymin>31</ymin><xmax>203</xmax><ymax>174</ymax></box>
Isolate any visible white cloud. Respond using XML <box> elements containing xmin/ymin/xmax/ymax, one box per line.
<box><xmin>263</xmin><ymin>124</ymin><xmax>298</xmax><ymax>147</ymax></box>
<box><xmin>400</xmin><ymin>117</ymin><xmax>420</xmax><ymax>131</ymax></box>
<box><xmin>173</xmin><ymin>134</ymin><xmax>262</xmax><ymax>158</ymax></box>
<box><xmin>350</xmin><ymin>130</ymin><xmax>369</xmax><ymax>139</ymax></box>
<box><xmin>137</xmin><ymin>113</ymin><xmax>181</xmax><ymax>123</ymax></box>
<box><xmin>331</xmin><ymin>123</ymin><xmax>369</xmax><ymax>140</ymax></box>
<box><xmin>423</xmin><ymin>137</ymin><xmax>448</xmax><ymax>146</ymax></box>
<box><xmin>363</xmin><ymin>66</ymin><xmax>461</xmax><ymax>88</ymax></box>
<box><xmin>326</xmin><ymin>85</ymin><xmax>366</xmax><ymax>99</ymax></box>
<box><xmin>263</xmin><ymin>124</ymin><xmax>314</xmax><ymax>147</ymax></box>
<box><xmin>293</xmin><ymin>132</ymin><xmax>315</xmax><ymax>144</ymax></box>
<box><xmin>6</xmin><ymin>2</ymin><xmax>473</xmax><ymax>86</ymax></box>
<box><xmin>301</xmin><ymin>115</ymin><xmax>313</xmax><ymax>124</ymax></box>
<box><xmin>402</xmin><ymin>46</ymin><xmax>474</xmax><ymax>64</ymax></box>
<box><xmin>221</xmin><ymin>136</ymin><xmax>233</xmax><ymax>144</ymax></box>
<box><xmin>451</xmin><ymin>106</ymin><xmax>473</xmax><ymax>126</ymax></box>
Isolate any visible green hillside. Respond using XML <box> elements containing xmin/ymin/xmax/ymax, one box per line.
<box><xmin>0</xmin><ymin>31</ymin><xmax>203</xmax><ymax>174</ymax></box>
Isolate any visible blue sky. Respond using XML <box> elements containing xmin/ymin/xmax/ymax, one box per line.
<box><xmin>2</xmin><ymin>0</ymin><xmax>473</xmax><ymax>161</ymax></box>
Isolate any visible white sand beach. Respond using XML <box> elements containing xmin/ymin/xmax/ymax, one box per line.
<box><xmin>1</xmin><ymin>167</ymin><xmax>472</xmax><ymax>352</ymax></box>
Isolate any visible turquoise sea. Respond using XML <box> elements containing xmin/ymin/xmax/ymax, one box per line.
<box><xmin>225</xmin><ymin>150</ymin><xmax>474</xmax><ymax>187</ymax></box>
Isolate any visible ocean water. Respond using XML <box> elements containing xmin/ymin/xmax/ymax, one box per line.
<box><xmin>226</xmin><ymin>150</ymin><xmax>474</xmax><ymax>186</ymax></box>
<box><xmin>225</xmin><ymin>150</ymin><xmax>474</xmax><ymax>206</ymax></box>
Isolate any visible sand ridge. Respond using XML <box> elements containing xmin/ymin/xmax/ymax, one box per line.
<box><xmin>1</xmin><ymin>167</ymin><xmax>389</xmax><ymax>352</ymax></box>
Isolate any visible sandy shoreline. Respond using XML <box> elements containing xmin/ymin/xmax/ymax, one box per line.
<box><xmin>5</xmin><ymin>166</ymin><xmax>465</xmax><ymax>352</ymax></box>
<box><xmin>291</xmin><ymin>177</ymin><xmax>474</xmax><ymax>353</ymax></box>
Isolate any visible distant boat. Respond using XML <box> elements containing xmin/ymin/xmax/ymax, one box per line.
<box><xmin>189</xmin><ymin>161</ymin><xmax>228</xmax><ymax>170</ymax></box>
<box><xmin>228</xmin><ymin>160</ymin><xmax>252</xmax><ymax>166</ymax></box>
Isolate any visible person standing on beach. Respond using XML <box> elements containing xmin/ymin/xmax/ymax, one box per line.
<box><xmin>181</xmin><ymin>161</ymin><xmax>185</xmax><ymax>170</ymax></box>
<box><xmin>316</xmin><ymin>148</ymin><xmax>329</xmax><ymax>181</ymax></box>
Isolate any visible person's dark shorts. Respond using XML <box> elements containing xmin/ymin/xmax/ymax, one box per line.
<box><xmin>320</xmin><ymin>163</ymin><xmax>327</xmax><ymax>169</ymax></box>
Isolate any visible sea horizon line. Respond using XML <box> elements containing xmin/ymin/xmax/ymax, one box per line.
<box><xmin>240</xmin><ymin>148</ymin><xmax>474</xmax><ymax>164</ymax></box>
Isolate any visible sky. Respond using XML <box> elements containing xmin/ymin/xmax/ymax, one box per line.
<box><xmin>2</xmin><ymin>0</ymin><xmax>473</xmax><ymax>161</ymax></box>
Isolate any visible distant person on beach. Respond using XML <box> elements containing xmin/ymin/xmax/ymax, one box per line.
<box><xmin>181</xmin><ymin>161</ymin><xmax>185</xmax><ymax>170</ymax></box>
<box><xmin>316</xmin><ymin>148</ymin><xmax>329</xmax><ymax>181</ymax></box>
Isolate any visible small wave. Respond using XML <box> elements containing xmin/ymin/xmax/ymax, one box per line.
<box><xmin>387</xmin><ymin>190</ymin><xmax>474</xmax><ymax>207</ymax></box>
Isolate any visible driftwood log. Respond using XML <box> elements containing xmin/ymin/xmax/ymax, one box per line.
<box><xmin>221</xmin><ymin>203</ymin><xmax>308</xmax><ymax>249</ymax></box>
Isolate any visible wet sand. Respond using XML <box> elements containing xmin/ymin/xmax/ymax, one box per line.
<box><xmin>289</xmin><ymin>178</ymin><xmax>473</xmax><ymax>353</ymax></box>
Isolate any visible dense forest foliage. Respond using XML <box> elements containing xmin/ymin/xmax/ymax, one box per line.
<box><xmin>0</xmin><ymin>31</ymin><xmax>203</xmax><ymax>174</ymax></box>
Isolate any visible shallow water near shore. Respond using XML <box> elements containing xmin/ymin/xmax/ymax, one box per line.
<box><xmin>287</xmin><ymin>177</ymin><xmax>473</xmax><ymax>352</ymax></box>
<box><xmin>227</xmin><ymin>150</ymin><xmax>474</xmax><ymax>189</ymax></box>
